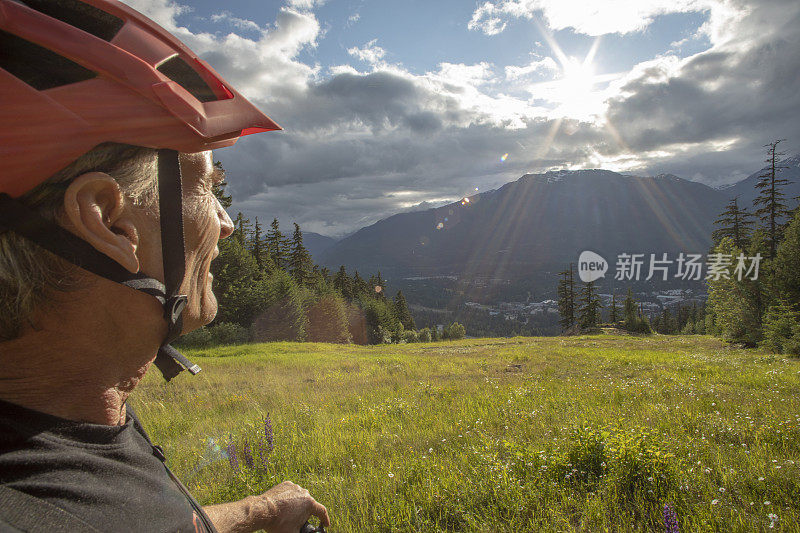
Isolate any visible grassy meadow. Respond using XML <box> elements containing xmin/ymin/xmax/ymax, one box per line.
<box><xmin>129</xmin><ymin>335</ymin><xmax>800</xmax><ymax>532</ymax></box>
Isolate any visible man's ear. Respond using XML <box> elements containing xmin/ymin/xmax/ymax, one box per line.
<box><xmin>62</xmin><ymin>173</ymin><xmax>140</xmax><ymax>274</ymax></box>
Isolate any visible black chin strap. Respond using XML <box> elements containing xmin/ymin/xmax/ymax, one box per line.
<box><xmin>0</xmin><ymin>149</ymin><xmax>200</xmax><ymax>381</ymax></box>
<box><xmin>152</xmin><ymin>149</ymin><xmax>200</xmax><ymax>380</ymax></box>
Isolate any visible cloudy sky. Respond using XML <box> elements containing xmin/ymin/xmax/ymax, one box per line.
<box><xmin>122</xmin><ymin>0</ymin><xmax>800</xmax><ymax>237</ymax></box>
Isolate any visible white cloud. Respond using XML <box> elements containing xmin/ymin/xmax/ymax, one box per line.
<box><xmin>286</xmin><ymin>0</ymin><xmax>326</xmax><ymax>11</ymax></box>
<box><xmin>119</xmin><ymin>0</ymin><xmax>189</xmax><ymax>31</ymax></box>
<box><xmin>209</xmin><ymin>11</ymin><xmax>261</xmax><ymax>33</ymax></box>
<box><xmin>347</xmin><ymin>13</ymin><xmax>361</xmax><ymax>26</ymax></box>
<box><xmin>328</xmin><ymin>64</ymin><xmax>361</xmax><ymax>76</ymax></box>
<box><xmin>434</xmin><ymin>62</ymin><xmax>495</xmax><ymax>86</ymax></box>
<box><xmin>504</xmin><ymin>56</ymin><xmax>559</xmax><ymax>79</ymax></box>
<box><xmin>470</xmin><ymin>0</ymin><xmax>711</xmax><ymax>36</ymax></box>
<box><xmin>347</xmin><ymin>39</ymin><xmax>387</xmax><ymax>66</ymax></box>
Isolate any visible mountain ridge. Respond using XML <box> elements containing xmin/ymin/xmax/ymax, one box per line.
<box><xmin>319</xmin><ymin>168</ymin><xmax>729</xmax><ymax>280</ymax></box>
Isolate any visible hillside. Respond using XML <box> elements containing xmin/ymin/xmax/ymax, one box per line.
<box><xmin>320</xmin><ymin>169</ymin><xmax>728</xmax><ymax>279</ymax></box>
<box><xmin>303</xmin><ymin>231</ymin><xmax>337</xmax><ymax>261</ymax></box>
<box><xmin>722</xmin><ymin>154</ymin><xmax>800</xmax><ymax>211</ymax></box>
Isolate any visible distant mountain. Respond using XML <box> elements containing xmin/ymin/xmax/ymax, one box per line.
<box><xmin>319</xmin><ymin>169</ymin><xmax>728</xmax><ymax>279</ymax></box>
<box><xmin>303</xmin><ymin>231</ymin><xmax>338</xmax><ymax>260</ymax></box>
<box><xmin>722</xmin><ymin>154</ymin><xmax>800</xmax><ymax>211</ymax></box>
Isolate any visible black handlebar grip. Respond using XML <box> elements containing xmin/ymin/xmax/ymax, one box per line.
<box><xmin>300</xmin><ymin>521</ymin><xmax>325</xmax><ymax>533</ymax></box>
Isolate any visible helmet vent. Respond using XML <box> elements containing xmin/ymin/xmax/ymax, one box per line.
<box><xmin>15</xmin><ymin>0</ymin><xmax>125</xmax><ymax>42</ymax></box>
<box><xmin>157</xmin><ymin>56</ymin><xmax>218</xmax><ymax>103</ymax></box>
<box><xmin>0</xmin><ymin>30</ymin><xmax>97</xmax><ymax>90</ymax></box>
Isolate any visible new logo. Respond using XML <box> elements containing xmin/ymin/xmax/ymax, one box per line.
<box><xmin>578</xmin><ymin>251</ymin><xmax>608</xmax><ymax>283</ymax></box>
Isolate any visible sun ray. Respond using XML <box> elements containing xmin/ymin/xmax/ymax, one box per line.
<box><xmin>531</xmin><ymin>15</ymin><xmax>570</xmax><ymax>69</ymax></box>
<box><xmin>584</xmin><ymin>36</ymin><xmax>602</xmax><ymax>66</ymax></box>
<box><xmin>537</xmin><ymin>117</ymin><xmax>563</xmax><ymax>159</ymax></box>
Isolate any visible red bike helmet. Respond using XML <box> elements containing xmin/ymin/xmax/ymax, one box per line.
<box><xmin>0</xmin><ymin>0</ymin><xmax>281</xmax><ymax>379</ymax></box>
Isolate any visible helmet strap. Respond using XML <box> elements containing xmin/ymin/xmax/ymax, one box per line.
<box><xmin>151</xmin><ymin>149</ymin><xmax>199</xmax><ymax>380</ymax></box>
<box><xmin>0</xmin><ymin>149</ymin><xmax>200</xmax><ymax>381</ymax></box>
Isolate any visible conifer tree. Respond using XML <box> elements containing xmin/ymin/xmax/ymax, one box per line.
<box><xmin>333</xmin><ymin>266</ymin><xmax>353</xmax><ymax>299</ymax></box>
<box><xmin>369</xmin><ymin>272</ymin><xmax>387</xmax><ymax>298</ymax></box>
<box><xmin>289</xmin><ymin>223</ymin><xmax>313</xmax><ymax>287</ymax></box>
<box><xmin>250</xmin><ymin>217</ymin><xmax>267</xmax><ymax>272</ymax></box>
<box><xmin>622</xmin><ymin>288</ymin><xmax>650</xmax><ymax>333</ymax></box>
<box><xmin>713</xmin><ymin>197</ymin><xmax>753</xmax><ymax>249</ymax></box>
<box><xmin>609</xmin><ymin>292</ymin><xmax>619</xmax><ymax>323</ymax></box>
<box><xmin>557</xmin><ymin>264</ymin><xmax>576</xmax><ymax>331</ymax></box>
<box><xmin>212</xmin><ymin>161</ymin><xmax>232</xmax><ymax>209</ymax></box>
<box><xmin>659</xmin><ymin>307</ymin><xmax>672</xmax><ymax>334</ymax></box>
<box><xmin>578</xmin><ymin>281</ymin><xmax>602</xmax><ymax>329</ymax></box>
<box><xmin>266</xmin><ymin>218</ymin><xmax>289</xmax><ymax>270</ymax></box>
<box><xmin>314</xmin><ymin>266</ymin><xmax>332</xmax><ymax>289</ymax></box>
<box><xmin>352</xmin><ymin>271</ymin><xmax>370</xmax><ymax>297</ymax></box>
<box><xmin>707</xmin><ymin>237</ymin><xmax>764</xmax><ymax>346</ymax></box>
<box><xmin>394</xmin><ymin>290</ymin><xmax>415</xmax><ymax>330</ymax></box>
<box><xmin>231</xmin><ymin>212</ymin><xmax>252</xmax><ymax>246</ymax></box>
<box><xmin>624</xmin><ymin>288</ymin><xmax>636</xmax><ymax>323</ymax></box>
<box><xmin>754</xmin><ymin>140</ymin><xmax>792</xmax><ymax>259</ymax></box>
<box><xmin>773</xmin><ymin>209</ymin><xmax>800</xmax><ymax>306</ymax></box>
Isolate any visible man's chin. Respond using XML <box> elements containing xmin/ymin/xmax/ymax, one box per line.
<box><xmin>179</xmin><ymin>293</ymin><xmax>218</xmax><ymax>334</ymax></box>
<box><xmin>199</xmin><ymin>292</ymin><xmax>219</xmax><ymax>327</ymax></box>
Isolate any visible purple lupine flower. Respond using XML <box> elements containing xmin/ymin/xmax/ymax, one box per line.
<box><xmin>226</xmin><ymin>436</ymin><xmax>239</xmax><ymax>470</ymax></box>
<box><xmin>663</xmin><ymin>503</ymin><xmax>679</xmax><ymax>533</ymax></box>
<box><xmin>242</xmin><ymin>442</ymin><xmax>254</xmax><ymax>469</ymax></box>
<box><xmin>255</xmin><ymin>415</ymin><xmax>273</xmax><ymax>472</ymax></box>
<box><xmin>263</xmin><ymin>414</ymin><xmax>274</xmax><ymax>451</ymax></box>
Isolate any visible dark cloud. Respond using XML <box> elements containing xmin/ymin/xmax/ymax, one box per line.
<box><xmin>606</xmin><ymin>1</ymin><xmax>800</xmax><ymax>164</ymax></box>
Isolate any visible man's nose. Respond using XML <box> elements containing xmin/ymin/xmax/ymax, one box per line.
<box><xmin>217</xmin><ymin>199</ymin><xmax>234</xmax><ymax>239</ymax></box>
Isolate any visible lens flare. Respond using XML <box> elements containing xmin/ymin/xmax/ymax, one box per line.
<box><xmin>501</xmin><ymin>153</ymin><xmax>509</xmax><ymax>162</ymax></box>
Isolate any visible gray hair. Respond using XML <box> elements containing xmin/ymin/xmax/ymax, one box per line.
<box><xmin>0</xmin><ymin>143</ymin><xmax>159</xmax><ymax>340</ymax></box>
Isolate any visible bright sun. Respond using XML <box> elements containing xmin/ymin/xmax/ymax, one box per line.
<box><xmin>555</xmin><ymin>56</ymin><xmax>602</xmax><ymax>120</ymax></box>
<box><xmin>525</xmin><ymin>32</ymin><xmax>613</xmax><ymax>122</ymax></box>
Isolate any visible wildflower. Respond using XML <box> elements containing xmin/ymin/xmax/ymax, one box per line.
<box><xmin>719</xmin><ymin>487</ymin><xmax>725</xmax><ymax>493</ymax></box>
<box><xmin>768</xmin><ymin>513</ymin><xmax>778</xmax><ymax>529</ymax></box>
<box><xmin>664</xmin><ymin>503</ymin><xmax>680</xmax><ymax>533</ymax></box>
<box><xmin>256</xmin><ymin>415</ymin><xmax>274</xmax><ymax>471</ymax></box>
<box><xmin>242</xmin><ymin>442</ymin><xmax>254</xmax><ymax>469</ymax></box>
<box><xmin>764</xmin><ymin>501</ymin><xmax>771</xmax><ymax>506</ymax></box>
<box><xmin>711</xmin><ymin>499</ymin><xmax>719</xmax><ymax>505</ymax></box>
<box><xmin>388</xmin><ymin>472</ymin><xmax>394</xmax><ymax>478</ymax></box>
<box><xmin>263</xmin><ymin>415</ymin><xmax>274</xmax><ymax>450</ymax></box>
<box><xmin>759</xmin><ymin>477</ymin><xmax>765</xmax><ymax>481</ymax></box>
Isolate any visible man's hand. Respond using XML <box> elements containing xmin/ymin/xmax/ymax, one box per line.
<box><xmin>256</xmin><ymin>481</ymin><xmax>330</xmax><ymax>532</ymax></box>
<box><xmin>203</xmin><ymin>481</ymin><xmax>330</xmax><ymax>533</ymax></box>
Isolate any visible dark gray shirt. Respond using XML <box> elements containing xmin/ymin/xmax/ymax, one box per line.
<box><xmin>0</xmin><ymin>398</ymin><xmax>214</xmax><ymax>532</ymax></box>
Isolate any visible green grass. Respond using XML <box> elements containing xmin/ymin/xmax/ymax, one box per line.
<box><xmin>130</xmin><ymin>335</ymin><xmax>800</xmax><ymax>532</ymax></box>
